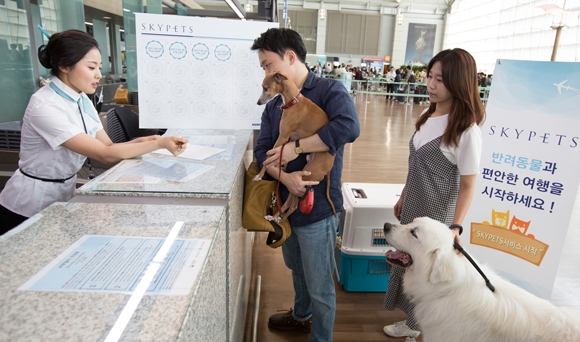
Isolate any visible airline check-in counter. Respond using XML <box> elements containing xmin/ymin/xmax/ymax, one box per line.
<box><xmin>1</xmin><ymin>128</ymin><xmax>255</xmax><ymax>341</ymax></box>
<box><xmin>73</xmin><ymin>128</ymin><xmax>253</xmax><ymax>342</ymax></box>
<box><xmin>0</xmin><ymin>203</ymin><xmax>228</xmax><ymax>341</ymax></box>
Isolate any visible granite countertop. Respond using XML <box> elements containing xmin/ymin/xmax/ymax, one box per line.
<box><xmin>0</xmin><ymin>202</ymin><xmax>226</xmax><ymax>342</ymax></box>
<box><xmin>76</xmin><ymin>129</ymin><xmax>252</xmax><ymax>197</ymax></box>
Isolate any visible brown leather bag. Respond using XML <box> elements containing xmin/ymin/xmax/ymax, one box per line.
<box><xmin>114</xmin><ymin>86</ymin><xmax>130</xmax><ymax>104</ymax></box>
<box><xmin>242</xmin><ymin>161</ymin><xmax>291</xmax><ymax>248</ymax></box>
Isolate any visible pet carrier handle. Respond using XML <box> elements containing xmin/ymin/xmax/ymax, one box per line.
<box><xmin>351</xmin><ymin>188</ymin><xmax>367</xmax><ymax>199</ymax></box>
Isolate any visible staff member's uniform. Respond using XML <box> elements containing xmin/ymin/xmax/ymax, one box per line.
<box><xmin>0</xmin><ymin>77</ymin><xmax>102</xmax><ymax>231</ymax></box>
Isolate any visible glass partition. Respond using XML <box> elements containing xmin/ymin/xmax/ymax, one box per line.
<box><xmin>0</xmin><ymin>0</ymin><xmax>35</xmax><ymax>123</ymax></box>
<box><xmin>0</xmin><ymin>0</ymin><xmax>85</xmax><ymax>124</ymax></box>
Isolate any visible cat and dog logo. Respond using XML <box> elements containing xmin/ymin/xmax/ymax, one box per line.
<box><xmin>470</xmin><ymin>210</ymin><xmax>549</xmax><ymax>266</ymax></box>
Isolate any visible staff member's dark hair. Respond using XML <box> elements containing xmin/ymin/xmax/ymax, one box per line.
<box><xmin>38</xmin><ymin>29</ymin><xmax>99</xmax><ymax>77</ymax></box>
<box><xmin>251</xmin><ymin>28</ymin><xmax>307</xmax><ymax>64</ymax></box>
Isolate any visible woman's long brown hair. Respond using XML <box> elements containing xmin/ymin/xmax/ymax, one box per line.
<box><xmin>415</xmin><ymin>48</ymin><xmax>485</xmax><ymax>147</ymax></box>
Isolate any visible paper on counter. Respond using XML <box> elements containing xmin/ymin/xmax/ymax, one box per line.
<box><xmin>94</xmin><ymin>158</ymin><xmax>214</xmax><ymax>183</ymax></box>
<box><xmin>151</xmin><ymin>143</ymin><xmax>226</xmax><ymax>160</ymax></box>
<box><xmin>19</xmin><ymin>235</ymin><xmax>211</xmax><ymax>295</ymax></box>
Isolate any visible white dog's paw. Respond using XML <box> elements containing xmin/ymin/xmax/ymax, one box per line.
<box><xmin>253</xmin><ymin>175</ymin><xmax>262</xmax><ymax>182</ymax></box>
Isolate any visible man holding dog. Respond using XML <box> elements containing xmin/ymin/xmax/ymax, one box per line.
<box><xmin>251</xmin><ymin>28</ymin><xmax>360</xmax><ymax>342</ymax></box>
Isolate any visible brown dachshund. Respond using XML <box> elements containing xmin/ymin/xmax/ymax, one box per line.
<box><xmin>254</xmin><ymin>72</ymin><xmax>336</xmax><ymax>221</ymax></box>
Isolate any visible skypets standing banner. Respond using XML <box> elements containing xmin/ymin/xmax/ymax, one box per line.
<box><xmin>463</xmin><ymin>59</ymin><xmax>580</xmax><ymax>299</ymax></box>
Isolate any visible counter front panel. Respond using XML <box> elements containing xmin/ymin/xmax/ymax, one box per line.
<box><xmin>0</xmin><ymin>202</ymin><xmax>227</xmax><ymax>342</ymax></box>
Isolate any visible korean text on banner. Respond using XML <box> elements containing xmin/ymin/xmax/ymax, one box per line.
<box><xmin>463</xmin><ymin>59</ymin><xmax>580</xmax><ymax>299</ymax></box>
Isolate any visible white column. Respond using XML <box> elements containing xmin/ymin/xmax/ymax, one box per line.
<box><xmin>316</xmin><ymin>9</ymin><xmax>327</xmax><ymax>55</ymax></box>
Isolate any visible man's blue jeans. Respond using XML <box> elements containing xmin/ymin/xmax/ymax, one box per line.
<box><xmin>281</xmin><ymin>214</ymin><xmax>338</xmax><ymax>342</ymax></box>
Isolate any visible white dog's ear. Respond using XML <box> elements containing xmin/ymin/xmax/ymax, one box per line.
<box><xmin>429</xmin><ymin>248</ymin><xmax>454</xmax><ymax>284</ymax></box>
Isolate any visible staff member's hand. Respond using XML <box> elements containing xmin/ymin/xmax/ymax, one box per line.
<box><xmin>159</xmin><ymin>136</ymin><xmax>188</xmax><ymax>156</ymax></box>
<box><xmin>131</xmin><ymin>135</ymin><xmax>161</xmax><ymax>143</ymax></box>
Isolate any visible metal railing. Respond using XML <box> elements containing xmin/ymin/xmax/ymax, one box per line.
<box><xmin>321</xmin><ymin>75</ymin><xmax>491</xmax><ymax>102</ymax></box>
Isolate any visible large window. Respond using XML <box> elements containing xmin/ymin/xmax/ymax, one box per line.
<box><xmin>279</xmin><ymin>10</ymin><xmax>318</xmax><ymax>53</ymax></box>
<box><xmin>0</xmin><ymin>0</ymin><xmax>84</xmax><ymax>123</ymax></box>
<box><xmin>326</xmin><ymin>12</ymin><xmax>380</xmax><ymax>55</ymax></box>
<box><xmin>444</xmin><ymin>0</ymin><xmax>580</xmax><ymax>73</ymax></box>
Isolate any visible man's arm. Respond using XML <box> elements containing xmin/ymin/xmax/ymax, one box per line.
<box><xmin>254</xmin><ymin>104</ymin><xmax>276</xmax><ymax>169</ymax></box>
<box><xmin>315</xmin><ymin>80</ymin><xmax>360</xmax><ymax>155</ymax></box>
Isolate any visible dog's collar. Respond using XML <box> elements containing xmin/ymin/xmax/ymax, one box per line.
<box><xmin>278</xmin><ymin>93</ymin><xmax>302</xmax><ymax>110</ymax></box>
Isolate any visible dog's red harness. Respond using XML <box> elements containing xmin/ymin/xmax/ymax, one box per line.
<box><xmin>278</xmin><ymin>93</ymin><xmax>302</xmax><ymax>110</ymax></box>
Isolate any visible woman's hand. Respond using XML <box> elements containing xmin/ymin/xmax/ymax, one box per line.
<box><xmin>131</xmin><ymin>135</ymin><xmax>160</xmax><ymax>143</ymax></box>
<box><xmin>158</xmin><ymin>136</ymin><xmax>188</xmax><ymax>156</ymax></box>
<box><xmin>451</xmin><ymin>228</ymin><xmax>463</xmax><ymax>245</ymax></box>
<box><xmin>451</xmin><ymin>228</ymin><xmax>463</xmax><ymax>255</ymax></box>
<box><xmin>394</xmin><ymin>196</ymin><xmax>404</xmax><ymax>221</ymax></box>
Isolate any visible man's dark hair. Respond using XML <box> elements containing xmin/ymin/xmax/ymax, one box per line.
<box><xmin>251</xmin><ymin>28</ymin><xmax>307</xmax><ymax>64</ymax></box>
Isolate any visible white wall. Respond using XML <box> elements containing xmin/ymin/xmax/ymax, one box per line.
<box><xmin>444</xmin><ymin>0</ymin><xmax>580</xmax><ymax>74</ymax></box>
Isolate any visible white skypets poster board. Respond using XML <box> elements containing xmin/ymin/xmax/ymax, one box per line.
<box><xmin>135</xmin><ymin>13</ymin><xmax>278</xmax><ymax>129</ymax></box>
<box><xmin>463</xmin><ymin>59</ymin><xmax>580</xmax><ymax>299</ymax></box>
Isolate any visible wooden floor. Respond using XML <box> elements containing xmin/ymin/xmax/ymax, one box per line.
<box><xmin>242</xmin><ymin>93</ymin><xmax>580</xmax><ymax>341</ymax></box>
<box><xmin>243</xmin><ymin>94</ymin><xmax>427</xmax><ymax>342</ymax></box>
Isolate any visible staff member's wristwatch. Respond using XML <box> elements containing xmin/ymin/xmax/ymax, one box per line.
<box><xmin>295</xmin><ymin>139</ymin><xmax>303</xmax><ymax>154</ymax></box>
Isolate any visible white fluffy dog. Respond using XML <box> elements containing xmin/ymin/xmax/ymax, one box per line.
<box><xmin>383</xmin><ymin>217</ymin><xmax>580</xmax><ymax>342</ymax></box>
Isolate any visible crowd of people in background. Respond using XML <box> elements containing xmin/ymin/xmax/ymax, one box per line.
<box><xmin>308</xmin><ymin>62</ymin><xmax>493</xmax><ymax>105</ymax></box>
<box><xmin>478</xmin><ymin>71</ymin><xmax>493</xmax><ymax>87</ymax></box>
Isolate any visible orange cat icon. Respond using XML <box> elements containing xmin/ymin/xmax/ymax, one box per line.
<box><xmin>509</xmin><ymin>216</ymin><xmax>531</xmax><ymax>235</ymax></box>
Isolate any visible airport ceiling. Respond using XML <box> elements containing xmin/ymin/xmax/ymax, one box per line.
<box><xmin>83</xmin><ymin>0</ymin><xmax>454</xmax><ymax>29</ymax></box>
<box><xmin>192</xmin><ymin>0</ymin><xmax>454</xmax><ymax>16</ymax></box>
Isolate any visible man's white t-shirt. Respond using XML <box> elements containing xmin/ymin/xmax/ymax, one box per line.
<box><xmin>0</xmin><ymin>77</ymin><xmax>103</xmax><ymax>217</ymax></box>
<box><xmin>412</xmin><ymin>113</ymin><xmax>482</xmax><ymax>175</ymax></box>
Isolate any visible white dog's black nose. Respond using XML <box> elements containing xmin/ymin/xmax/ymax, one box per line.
<box><xmin>384</xmin><ymin>222</ymin><xmax>393</xmax><ymax>233</ymax></box>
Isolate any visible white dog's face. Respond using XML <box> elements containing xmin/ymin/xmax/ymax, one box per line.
<box><xmin>385</xmin><ymin>217</ymin><xmax>580</xmax><ymax>342</ymax></box>
<box><xmin>384</xmin><ymin>217</ymin><xmax>457</xmax><ymax>283</ymax></box>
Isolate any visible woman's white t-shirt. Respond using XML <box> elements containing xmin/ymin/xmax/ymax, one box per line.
<box><xmin>0</xmin><ymin>77</ymin><xmax>103</xmax><ymax>217</ymax></box>
<box><xmin>412</xmin><ymin>113</ymin><xmax>482</xmax><ymax>175</ymax></box>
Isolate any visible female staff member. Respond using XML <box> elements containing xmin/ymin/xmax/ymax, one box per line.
<box><xmin>382</xmin><ymin>48</ymin><xmax>485</xmax><ymax>342</ymax></box>
<box><xmin>0</xmin><ymin>30</ymin><xmax>187</xmax><ymax>234</ymax></box>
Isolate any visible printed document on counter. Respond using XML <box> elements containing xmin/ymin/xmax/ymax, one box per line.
<box><xmin>96</xmin><ymin>158</ymin><xmax>214</xmax><ymax>183</ymax></box>
<box><xmin>19</xmin><ymin>235</ymin><xmax>211</xmax><ymax>295</ymax></box>
<box><xmin>151</xmin><ymin>143</ymin><xmax>226</xmax><ymax>160</ymax></box>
